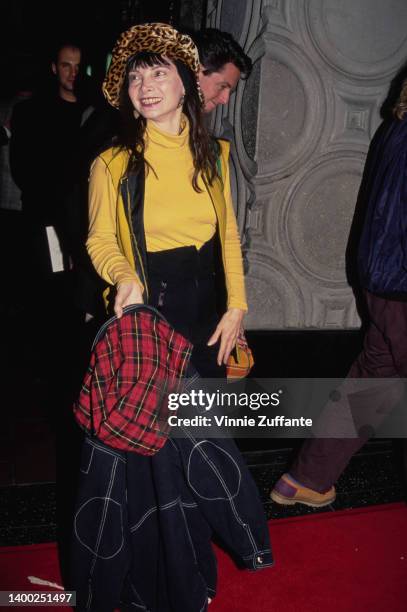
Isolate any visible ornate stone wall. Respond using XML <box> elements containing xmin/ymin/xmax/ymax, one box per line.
<box><xmin>206</xmin><ymin>0</ymin><xmax>264</xmax><ymax>237</ymax></box>
<box><xmin>208</xmin><ymin>0</ymin><xmax>407</xmax><ymax>329</ymax></box>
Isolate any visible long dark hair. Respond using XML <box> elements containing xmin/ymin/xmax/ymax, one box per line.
<box><xmin>393</xmin><ymin>77</ymin><xmax>407</xmax><ymax>120</ymax></box>
<box><xmin>117</xmin><ymin>51</ymin><xmax>217</xmax><ymax>192</ymax></box>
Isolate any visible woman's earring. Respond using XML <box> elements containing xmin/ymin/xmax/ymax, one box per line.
<box><xmin>133</xmin><ymin>109</ymin><xmax>140</xmax><ymax>119</ymax></box>
<box><xmin>177</xmin><ymin>94</ymin><xmax>185</xmax><ymax>108</ymax></box>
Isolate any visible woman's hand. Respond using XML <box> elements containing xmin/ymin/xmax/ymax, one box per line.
<box><xmin>207</xmin><ymin>308</ymin><xmax>245</xmax><ymax>366</ymax></box>
<box><xmin>114</xmin><ymin>281</ymin><xmax>143</xmax><ymax>318</ymax></box>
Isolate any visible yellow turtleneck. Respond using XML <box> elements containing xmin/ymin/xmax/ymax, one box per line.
<box><xmin>143</xmin><ymin>119</ymin><xmax>217</xmax><ymax>252</ymax></box>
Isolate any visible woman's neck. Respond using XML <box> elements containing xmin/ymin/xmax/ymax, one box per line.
<box><xmin>146</xmin><ymin>116</ymin><xmax>189</xmax><ymax>150</ymax></box>
<box><xmin>149</xmin><ymin>108</ymin><xmax>183</xmax><ymax>135</ymax></box>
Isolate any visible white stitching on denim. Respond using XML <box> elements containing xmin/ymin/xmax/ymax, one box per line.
<box><xmin>85</xmin><ymin>577</ymin><xmax>92</xmax><ymax>610</ymax></box>
<box><xmin>129</xmin><ymin>506</ymin><xmax>158</xmax><ymax>533</ymax></box>
<box><xmin>86</xmin><ymin>580</ymin><xmax>93</xmax><ymax>610</ymax></box>
<box><xmin>186</xmin><ymin>439</ymin><xmax>241</xmax><ymax>501</ymax></box>
<box><xmin>199</xmin><ymin>597</ymin><xmax>208</xmax><ymax>612</ymax></box>
<box><xmin>129</xmin><ymin>498</ymin><xmax>199</xmax><ymax>532</ymax></box>
<box><xmin>80</xmin><ymin>445</ymin><xmax>94</xmax><ymax>475</ymax></box>
<box><xmin>80</xmin><ymin>455</ymin><xmax>123</xmax><ymax>609</ymax></box>
<box><xmin>74</xmin><ymin>495</ymin><xmax>124</xmax><ymax>560</ymax></box>
<box><xmin>178</xmin><ymin>500</ymin><xmax>210</xmax><ymax>612</ymax></box>
<box><xmin>92</xmin><ymin>457</ymin><xmax>123</xmax><ymax>565</ymax></box>
<box><xmin>241</xmin><ymin>548</ymin><xmax>271</xmax><ymax>559</ymax></box>
<box><xmin>168</xmin><ymin>438</ymin><xmax>179</xmax><ymax>451</ymax></box>
<box><xmin>183</xmin><ymin>431</ymin><xmax>260</xmax><ymax>558</ymax></box>
<box><xmin>160</xmin><ymin>498</ymin><xmax>181</xmax><ymax>510</ymax></box>
<box><xmin>122</xmin><ymin>578</ymin><xmax>149</xmax><ymax>610</ymax></box>
<box><xmin>74</xmin><ymin>450</ymin><xmax>125</xmax><ymax>562</ymax></box>
<box><xmin>179</xmin><ymin>500</ymin><xmax>198</xmax><ymax>563</ymax></box>
<box><xmin>87</xmin><ymin>438</ymin><xmax>126</xmax><ymax>463</ymax></box>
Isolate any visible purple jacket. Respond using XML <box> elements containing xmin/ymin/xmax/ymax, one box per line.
<box><xmin>358</xmin><ymin>116</ymin><xmax>407</xmax><ymax>295</ymax></box>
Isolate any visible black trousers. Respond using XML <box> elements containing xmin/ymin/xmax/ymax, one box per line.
<box><xmin>147</xmin><ymin>238</ymin><xmax>225</xmax><ymax>379</ymax></box>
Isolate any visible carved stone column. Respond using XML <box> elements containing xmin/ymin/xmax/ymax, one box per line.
<box><xmin>208</xmin><ymin>0</ymin><xmax>407</xmax><ymax>329</ymax></box>
<box><xmin>206</xmin><ymin>0</ymin><xmax>264</xmax><ymax>237</ymax></box>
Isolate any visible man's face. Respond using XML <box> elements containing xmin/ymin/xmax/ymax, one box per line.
<box><xmin>52</xmin><ymin>46</ymin><xmax>81</xmax><ymax>100</ymax></box>
<box><xmin>198</xmin><ymin>62</ymin><xmax>241</xmax><ymax>113</ymax></box>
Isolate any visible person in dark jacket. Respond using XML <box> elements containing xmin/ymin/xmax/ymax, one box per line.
<box><xmin>270</xmin><ymin>76</ymin><xmax>407</xmax><ymax>508</ymax></box>
<box><xmin>10</xmin><ymin>39</ymin><xmax>105</xmax><ymax>318</ymax></box>
<box><xmin>10</xmin><ymin>41</ymin><xmax>85</xmax><ymax>250</ymax></box>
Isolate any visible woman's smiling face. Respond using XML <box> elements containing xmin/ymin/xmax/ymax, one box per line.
<box><xmin>128</xmin><ymin>57</ymin><xmax>185</xmax><ymax>133</ymax></box>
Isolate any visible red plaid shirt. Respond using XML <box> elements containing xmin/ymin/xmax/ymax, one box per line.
<box><xmin>73</xmin><ymin>306</ymin><xmax>192</xmax><ymax>455</ymax></box>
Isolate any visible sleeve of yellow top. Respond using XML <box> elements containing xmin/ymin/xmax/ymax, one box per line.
<box><xmin>219</xmin><ymin>142</ymin><xmax>248</xmax><ymax>312</ymax></box>
<box><xmin>87</xmin><ymin>156</ymin><xmax>144</xmax><ymax>291</ymax></box>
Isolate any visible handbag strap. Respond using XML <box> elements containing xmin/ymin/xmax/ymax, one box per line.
<box><xmin>216</xmin><ymin>155</ymin><xmax>222</xmax><ymax>178</ymax></box>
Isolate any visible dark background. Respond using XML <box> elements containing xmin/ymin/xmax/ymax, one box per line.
<box><xmin>0</xmin><ymin>0</ymin><xmax>207</xmax><ymax>99</ymax></box>
<box><xmin>0</xmin><ymin>0</ymin><xmax>405</xmax><ymax>550</ymax></box>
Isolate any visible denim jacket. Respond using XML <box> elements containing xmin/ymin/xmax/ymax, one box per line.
<box><xmin>72</xmin><ymin>394</ymin><xmax>273</xmax><ymax>611</ymax></box>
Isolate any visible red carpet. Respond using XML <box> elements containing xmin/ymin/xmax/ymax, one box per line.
<box><xmin>212</xmin><ymin>502</ymin><xmax>407</xmax><ymax>612</ymax></box>
<box><xmin>1</xmin><ymin>503</ymin><xmax>406</xmax><ymax>612</ymax></box>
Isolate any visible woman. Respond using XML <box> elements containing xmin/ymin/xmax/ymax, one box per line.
<box><xmin>87</xmin><ymin>23</ymin><xmax>246</xmax><ymax>376</ymax></box>
<box><xmin>73</xmin><ymin>23</ymin><xmax>272</xmax><ymax>612</ymax></box>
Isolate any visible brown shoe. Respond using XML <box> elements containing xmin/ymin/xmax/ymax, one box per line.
<box><xmin>270</xmin><ymin>473</ymin><xmax>336</xmax><ymax>508</ymax></box>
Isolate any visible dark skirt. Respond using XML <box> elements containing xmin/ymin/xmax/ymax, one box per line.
<box><xmin>147</xmin><ymin>237</ymin><xmax>225</xmax><ymax>378</ymax></box>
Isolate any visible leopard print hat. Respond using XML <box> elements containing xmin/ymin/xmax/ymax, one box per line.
<box><xmin>103</xmin><ymin>22</ymin><xmax>204</xmax><ymax>108</ymax></box>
